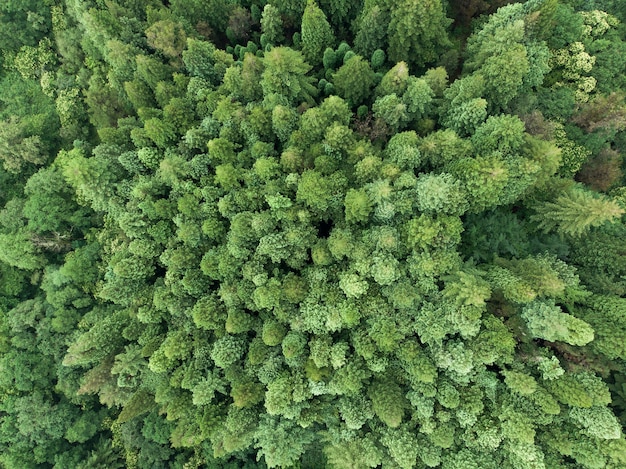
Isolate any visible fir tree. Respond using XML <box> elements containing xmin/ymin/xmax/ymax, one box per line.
<box><xmin>532</xmin><ymin>187</ymin><xmax>624</xmax><ymax>236</ymax></box>
<box><xmin>301</xmin><ymin>0</ymin><xmax>335</xmax><ymax>66</ymax></box>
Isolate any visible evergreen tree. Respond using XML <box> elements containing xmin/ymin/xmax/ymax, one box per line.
<box><xmin>332</xmin><ymin>55</ymin><xmax>375</xmax><ymax>107</ymax></box>
<box><xmin>387</xmin><ymin>0</ymin><xmax>452</xmax><ymax>69</ymax></box>
<box><xmin>261</xmin><ymin>46</ymin><xmax>318</xmax><ymax>106</ymax></box>
<box><xmin>354</xmin><ymin>5</ymin><xmax>389</xmax><ymax>58</ymax></box>
<box><xmin>260</xmin><ymin>4</ymin><xmax>285</xmax><ymax>46</ymax></box>
<box><xmin>301</xmin><ymin>0</ymin><xmax>335</xmax><ymax>66</ymax></box>
<box><xmin>532</xmin><ymin>187</ymin><xmax>624</xmax><ymax>237</ymax></box>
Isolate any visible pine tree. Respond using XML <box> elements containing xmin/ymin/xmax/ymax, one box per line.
<box><xmin>387</xmin><ymin>0</ymin><xmax>452</xmax><ymax>69</ymax></box>
<box><xmin>532</xmin><ymin>187</ymin><xmax>624</xmax><ymax>236</ymax></box>
<box><xmin>354</xmin><ymin>5</ymin><xmax>389</xmax><ymax>58</ymax></box>
<box><xmin>301</xmin><ymin>0</ymin><xmax>335</xmax><ymax>66</ymax></box>
<box><xmin>261</xmin><ymin>47</ymin><xmax>318</xmax><ymax>106</ymax></box>
<box><xmin>260</xmin><ymin>4</ymin><xmax>285</xmax><ymax>46</ymax></box>
<box><xmin>521</xmin><ymin>300</ymin><xmax>595</xmax><ymax>346</ymax></box>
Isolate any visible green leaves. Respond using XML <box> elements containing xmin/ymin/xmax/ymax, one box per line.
<box><xmin>0</xmin><ymin>116</ymin><xmax>46</xmax><ymax>173</ymax></box>
<box><xmin>211</xmin><ymin>334</ymin><xmax>247</xmax><ymax>369</ymax></box>
<box><xmin>297</xmin><ymin>169</ymin><xmax>345</xmax><ymax>215</ymax></box>
<box><xmin>344</xmin><ymin>188</ymin><xmax>372</xmax><ymax>223</ymax></box>
<box><xmin>261</xmin><ymin>46</ymin><xmax>318</xmax><ymax>106</ymax></box>
<box><xmin>570</xmin><ymin>406</ymin><xmax>622</xmax><ymax>439</ymax></box>
<box><xmin>380</xmin><ymin>426</ymin><xmax>420</xmax><ymax>469</ymax></box>
<box><xmin>182</xmin><ymin>38</ymin><xmax>220</xmax><ymax>83</ymax></box>
<box><xmin>443</xmin><ymin>270</ymin><xmax>491</xmax><ymax>307</ymax></box>
<box><xmin>4</xmin><ymin>1</ymin><xmax>626</xmax><ymax>468</ymax></box>
<box><xmin>405</xmin><ymin>214</ymin><xmax>463</xmax><ymax>251</ymax></box>
<box><xmin>0</xmin><ymin>231</ymin><xmax>45</xmax><ymax>270</ymax></box>
<box><xmin>372</xmin><ymin>93</ymin><xmax>409</xmax><ymax>132</ymax></box>
<box><xmin>146</xmin><ymin>20</ymin><xmax>187</xmax><ymax>59</ymax></box>
<box><xmin>339</xmin><ymin>272</ymin><xmax>369</xmax><ymax>299</ymax></box>
<box><xmin>502</xmin><ymin>370</ymin><xmax>538</xmax><ymax>396</ymax></box>
<box><xmin>415</xmin><ymin>173</ymin><xmax>468</xmax><ymax>215</ymax></box>
<box><xmin>260</xmin><ymin>4</ymin><xmax>285</xmax><ymax>46</ymax></box>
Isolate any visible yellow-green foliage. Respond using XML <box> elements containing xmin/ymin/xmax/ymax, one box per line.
<box><xmin>2</xmin><ymin>1</ymin><xmax>626</xmax><ymax>468</ymax></box>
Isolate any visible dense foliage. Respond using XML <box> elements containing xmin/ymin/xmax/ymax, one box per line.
<box><xmin>1</xmin><ymin>0</ymin><xmax>626</xmax><ymax>467</ymax></box>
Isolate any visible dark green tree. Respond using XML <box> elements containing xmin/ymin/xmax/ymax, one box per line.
<box><xmin>387</xmin><ymin>0</ymin><xmax>452</xmax><ymax>69</ymax></box>
<box><xmin>301</xmin><ymin>0</ymin><xmax>336</xmax><ymax>66</ymax></box>
<box><xmin>332</xmin><ymin>55</ymin><xmax>375</xmax><ymax>107</ymax></box>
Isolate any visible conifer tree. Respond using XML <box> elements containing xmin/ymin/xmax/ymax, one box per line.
<box><xmin>332</xmin><ymin>55</ymin><xmax>375</xmax><ymax>107</ymax></box>
<box><xmin>260</xmin><ymin>4</ymin><xmax>285</xmax><ymax>46</ymax></box>
<box><xmin>532</xmin><ymin>187</ymin><xmax>624</xmax><ymax>236</ymax></box>
<box><xmin>387</xmin><ymin>0</ymin><xmax>452</xmax><ymax>69</ymax></box>
<box><xmin>4</xmin><ymin>0</ymin><xmax>626</xmax><ymax>467</ymax></box>
<box><xmin>301</xmin><ymin>0</ymin><xmax>335</xmax><ymax>66</ymax></box>
<box><xmin>354</xmin><ymin>5</ymin><xmax>389</xmax><ymax>58</ymax></box>
<box><xmin>261</xmin><ymin>46</ymin><xmax>318</xmax><ymax>106</ymax></box>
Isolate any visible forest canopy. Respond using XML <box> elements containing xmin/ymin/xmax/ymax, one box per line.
<box><xmin>1</xmin><ymin>0</ymin><xmax>626</xmax><ymax>468</ymax></box>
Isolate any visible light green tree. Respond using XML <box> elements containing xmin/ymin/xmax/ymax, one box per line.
<box><xmin>532</xmin><ymin>187</ymin><xmax>624</xmax><ymax>237</ymax></box>
<box><xmin>261</xmin><ymin>47</ymin><xmax>318</xmax><ymax>106</ymax></box>
<box><xmin>354</xmin><ymin>5</ymin><xmax>389</xmax><ymax>58</ymax></box>
<box><xmin>521</xmin><ymin>300</ymin><xmax>594</xmax><ymax>346</ymax></box>
<box><xmin>260</xmin><ymin>4</ymin><xmax>285</xmax><ymax>45</ymax></box>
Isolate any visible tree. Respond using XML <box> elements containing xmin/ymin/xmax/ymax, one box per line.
<box><xmin>440</xmin><ymin>74</ymin><xmax>488</xmax><ymax>135</ymax></box>
<box><xmin>301</xmin><ymin>0</ymin><xmax>335</xmax><ymax>66</ymax></box>
<box><xmin>182</xmin><ymin>39</ymin><xmax>221</xmax><ymax>84</ymax></box>
<box><xmin>345</xmin><ymin>188</ymin><xmax>373</xmax><ymax>223</ymax></box>
<box><xmin>354</xmin><ymin>5</ymin><xmax>389</xmax><ymax>58</ymax></box>
<box><xmin>376</xmin><ymin>61</ymin><xmax>410</xmax><ymax>97</ymax></box>
<box><xmin>464</xmin><ymin>11</ymin><xmax>531</xmax><ymax>111</ymax></box>
<box><xmin>578</xmin><ymin>295</ymin><xmax>626</xmax><ymax>360</ymax></box>
<box><xmin>0</xmin><ymin>0</ymin><xmax>51</xmax><ymax>53</ymax></box>
<box><xmin>369</xmin><ymin>377</ymin><xmax>407</xmax><ymax>427</ymax></box>
<box><xmin>521</xmin><ymin>300</ymin><xmax>594</xmax><ymax>346</ymax></box>
<box><xmin>332</xmin><ymin>55</ymin><xmax>375</xmax><ymax>107</ymax></box>
<box><xmin>531</xmin><ymin>187</ymin><xmax>624</xmax><ymax>237</ymax></box>
<box><xmin>272</xmin><ymin>0</ymin><xmax>308</xmax><ymax>28</ymax></box>
<box><xmin>226</xmin><ymin>6</ymin><xmax>255</xmax><ymax>45</ymax></box>
<box><xmin>324</xmin><ymin>435</ymin><xmax>383</xmax><ymax>469</ymax></box>
<box><xmin>471</xmin><ymin>114</ymin><xmax>526</xmax><ymax>156</ymax></box>
<box><xmin>387</xmin><ymin>0</ymin><xmax>452</xmax><ymax>69</ymax></box>
<box><xmin>5</xmin><ymin>1</ymin><xmax>626</xmax><ymax>467</ymax></box>
<box><xmin>415</xmin><ymin>173</ymin><xmax>468</xmax><ymax>215</ymax></box>
<box><xmin>146</xmin><ymin>20</ymin><xmax>187</xmax><ymax>59</ymax></box>
<box><xmin>372</xmin><ymin>94</ymin><xmax>409</xmax><ymax>132</ymax></box>
<box><xmin>571</xmin><ymin>92</ymin><xmax>626</xmax><ymax>133</ymax></box>
<box><xmin>260</xmin><ymin>4</ymin><xmax>285</xmax><ymax>46</ymax></box>
<box><xmin>255</xmin><ymin>417</ymin><xmax>315</xmax><ymax>468</ymax></box>
<box><xmin>272</xmin><ymin>105</ymin><xmax>299</xmax><ymax>142</ymax></box>
<box><xmin>261</xmin><ymin>47</ymin><xmax>318</xmax><ymax>106</ymax></box>
<box><xmin>384</xmin><ymin>131</ymin><xmax>422</xmax><ymax>170</ymax></box>
<box><xmin>403</xmin><ymin>77</ymin><xmax>434</xmax><ymax>121</ymax></box>
<box><xmin>23</xmin><ymin>165</ymin><xmax>91</xmax><ymax>235</ymax></box>
<box><xmin>0</xmin><ymin>117</ymin><xmax>45</xmax><ymax>173</ymax></box>
<box><xmin>0</xmin><ymin>231</ymin><xmax>45</xmax><ymax>270</ymax></box>
<box><xmin>319</xmin><ymin>0</ymin><xmax>358</xmax><ymax>32</ymax></box>
<box><xmin>12</xmin><ymin>39</ymin><xmax>56</xmax><ymax>80</ymax></box>
<box><xmin>169</xmin><ymin>0</ymin><xmax>232</xmax><ymax>36</ymax></box>
<box><xmin>448</xmin><ymin>154</ymin><xmax>509</xmax><ymax>212</ymax></box>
